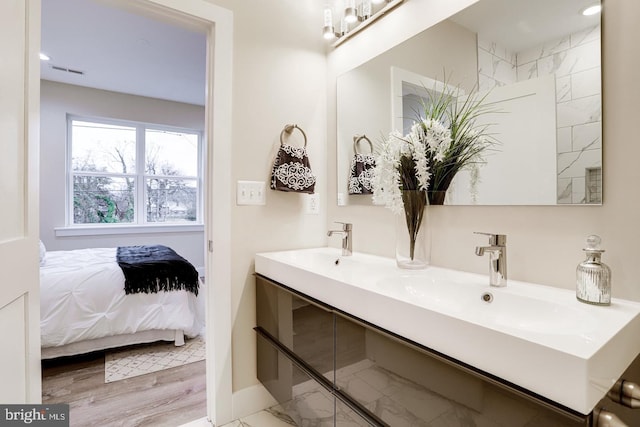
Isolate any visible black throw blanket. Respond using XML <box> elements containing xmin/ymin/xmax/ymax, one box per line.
<box><xmin>117</xmin><ymin>245</ymin><xmax>199</xmax><ymax>296</ymax></box>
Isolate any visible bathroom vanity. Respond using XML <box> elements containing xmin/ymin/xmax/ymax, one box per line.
<box><xmin>254</xmin><ymin>248</ymin><xmax>640</xmax><ymax>426</ymax></box>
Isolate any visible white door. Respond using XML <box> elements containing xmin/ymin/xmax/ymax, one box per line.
<box><xmin>0</xmin><ymin>0</ymin><xmax>42</xmax><ymax>403</ymax></box>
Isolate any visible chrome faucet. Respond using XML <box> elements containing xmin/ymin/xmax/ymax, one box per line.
<box><xmin>327</xmin><ymin>222</ymin><xmax>352</xmax><ymax>256</ymax></box>
<box><xmin>474</xmin><ymin>232</ymin><xmax>507</xmax><ymax>287</ymax></box>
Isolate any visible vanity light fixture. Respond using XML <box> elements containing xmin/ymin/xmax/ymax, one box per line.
<box><xmin>323</xmin><ymin>6</ymin><xmax>337</xmax><ymax>40</ymax></box>
<box><xmin>344</xmin><ymin>0</ymin><xmax>358</xmax><ymax>23</ymax></box>
<box><xmin>323</xmin><ymin>0</ymin><xmax>404</xmax><ymax>47</ymax></box>
<box><xmin>361</xmin><ymin>0</ymin><xmax>372</xmax><ymax>20</ymax></box>
<box><xmin>581</xmin><ymin>4</ymin><xmax>602</xmax><ymax>16</ymax></box>
<box><xmin>340</xmin><ymin>17</ymin><xmax>350</xmax><ymax>36</ymax></box>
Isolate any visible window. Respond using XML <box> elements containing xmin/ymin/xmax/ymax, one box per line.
<box><xmin>68</xmin><ymin>117</ymin><xmax>202</xmax><ymax>226</ymax></box>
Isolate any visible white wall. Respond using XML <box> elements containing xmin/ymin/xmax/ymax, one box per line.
<box><xmin>39</xmin><ymin>80</ymin><xmax>206</xmax><ymax>268</ymax></box>
<box><xmin>203</xmin><ymin>0</ymin><xmax>328</xmax><ymax>393</ymax></box>
<box><xmin>327</xmin><ymin>0</ymin><xmax>640</xmax><ymax>303</ymax></box>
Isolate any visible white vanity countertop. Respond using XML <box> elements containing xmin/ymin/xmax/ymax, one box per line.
<box><xmin>254</xmin><ymin>247</ymin><xmax>640</xmax><ymax>415</ymax></box>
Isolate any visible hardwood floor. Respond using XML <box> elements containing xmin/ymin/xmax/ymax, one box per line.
<box><xmin>42</xmin><ymin>348</ymin><xmax>206</xmax><ymax>427</ymax></box>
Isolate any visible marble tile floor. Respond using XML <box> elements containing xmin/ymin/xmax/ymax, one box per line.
<box><xmin>220</xmin><ymin>410</ymin><xmax>296</xmax><ymax>427</ymax></box>
<box><xmin>180</xmin><ymin>409</ymin><xmax>293</xmax><ymax>427</ymax></box>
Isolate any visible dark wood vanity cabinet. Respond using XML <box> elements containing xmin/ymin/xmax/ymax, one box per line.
<box><xmin>256</xmin><ymin>275</ymin><xmax>374</xmax><ymax>425</ymax></box>
<box><xmin>256</xmin><ymin>274</ymin><xmax>592</xmax><ymax>426</ymax></box>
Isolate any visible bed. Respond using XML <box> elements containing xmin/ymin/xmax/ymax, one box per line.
<box><xmin>39</xmin><ymin>245</ymin><xmax>205</xmax><ymax>359</ymax></box>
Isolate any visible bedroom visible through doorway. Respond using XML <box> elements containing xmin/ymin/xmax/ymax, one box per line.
<box><xmin>39</xmin><ymin>0</ymin><xmax>209</xmax><ymax>424</ymax></box>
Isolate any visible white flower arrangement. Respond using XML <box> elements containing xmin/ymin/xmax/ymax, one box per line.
<box><xmin>372</xmin><ymin>120</ymin><xmax>452</xmax><ymax>213</ymax></box>
<box><xmin>372</xmin><ymin>81</ymin><xmax>496</xmax><ymax>208</ymax></box>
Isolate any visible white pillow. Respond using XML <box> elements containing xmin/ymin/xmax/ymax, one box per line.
<box><xmin>39</xmin><ymin>240</ymin><xmax>46</xmax><ymax>266</ymax></box>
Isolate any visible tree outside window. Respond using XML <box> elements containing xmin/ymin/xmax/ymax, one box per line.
<box><xmin>69</xmin><ymin>118</ymin><xmax>201</xmax><ymax>225</ymax></box>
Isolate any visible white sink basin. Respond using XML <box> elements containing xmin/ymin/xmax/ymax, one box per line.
<box><xmin>375</xmin><ymin>273</ymin><xmax>599</xmax><ymax>337</ymax></box>
<box><xmin>254</xmin><ymin>247</ymin><xmax>640</xmax><ymax>415</ymax></box>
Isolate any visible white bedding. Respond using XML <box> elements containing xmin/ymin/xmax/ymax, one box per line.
<box><xmin>40</xmin><ymin>247</ymin><xmax>204</xmax><ymax>349</ymax></box>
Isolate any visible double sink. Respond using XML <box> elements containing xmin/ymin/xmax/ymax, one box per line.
<box><xmin>254</xmin><ymin>247</ymin><xmax>640</xmax><ymax>415</ymax></box>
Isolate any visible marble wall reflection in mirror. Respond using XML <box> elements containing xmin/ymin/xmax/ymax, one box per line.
<box><xmin>337</xmin><ymin>0</ymin><xmax>602</xmax><ymax>206</ymax></box>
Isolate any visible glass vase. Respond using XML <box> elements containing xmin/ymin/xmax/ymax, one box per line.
<box><xmin>395</xmin><ymin>190</ymin><xmax>430</xmax><ymax>269</ymax></box>
<box><xmin>428</xmin><ymin>190</ymin><xmax>448</xmax><ymax>205</ymax></box>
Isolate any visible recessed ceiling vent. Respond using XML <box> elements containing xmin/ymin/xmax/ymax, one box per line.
<box><xmin>50</xmin><ymin>65</ymin><xmax>85</xmax><ymax>75</ymax></box>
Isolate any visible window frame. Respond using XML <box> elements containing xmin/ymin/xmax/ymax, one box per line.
<box><xmin>66</xmin><ymin>114</ymin><xmax>204</xmax><ymax>229</ymax></box>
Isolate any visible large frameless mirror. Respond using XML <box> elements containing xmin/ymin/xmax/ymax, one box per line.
<box><xmin>337</xmin><ymin>0</ymin><xmax>602</xmax><ymax>206</ymax></box>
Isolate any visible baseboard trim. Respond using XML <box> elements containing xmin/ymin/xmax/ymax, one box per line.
<box><xmin>178</xmin><ymin>416</ymin><xmax>212</xmax><ymax>427</ymax></box>
<box><xmin>232</xmin><ymin>383</ymin><xmax>277</xmax><ymax>420</ymax></box>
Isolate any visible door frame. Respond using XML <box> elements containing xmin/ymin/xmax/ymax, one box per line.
<box><xmin>32</xmin><ymin>0</ymin><xmax>234</xmax><ymax>424</ymax></box>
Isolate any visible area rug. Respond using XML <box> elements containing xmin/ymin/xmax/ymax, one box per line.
<box><xmin>105</xmin><ymin>336</ymin><xmax>205</xmax><ymax>383</ymax></box>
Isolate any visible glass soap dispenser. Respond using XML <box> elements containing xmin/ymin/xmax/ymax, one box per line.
<box><xmin>576</xmin><ymin>235</ymin><xmax>611</xmax><ymax>305</ymax></box>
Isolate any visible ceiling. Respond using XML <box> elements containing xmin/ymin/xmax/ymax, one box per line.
<box><xmin>40</xmin><ymin>0</ymin><xmax>206</xmax><ymax>106</ymax></box>
<box><xmin>451</xmin><ymin>0</ymin><xmax>601</xmax><ymax>52</ymax></box>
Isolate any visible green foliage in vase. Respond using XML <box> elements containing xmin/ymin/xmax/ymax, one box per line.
<box><xmin>420</xmin><ymin>81</ymin><xmax>498</xmax><ymax>204</ymax></box>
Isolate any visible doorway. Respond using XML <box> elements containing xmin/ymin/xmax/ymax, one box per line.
<box><xmin>36</xmin><ymin>0</ymin><xmax>233</xmax><ymax>424</ymax></box>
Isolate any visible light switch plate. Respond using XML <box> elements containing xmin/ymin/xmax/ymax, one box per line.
<box><xmin>237</xmin><ymin>180</ymin><xmax>266</xmax><ymax>205</ymax></box>
<box><xmin>305</xmin><ymin>193</ymin><xmax>320</xmax><ymax>214</ymax></box>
